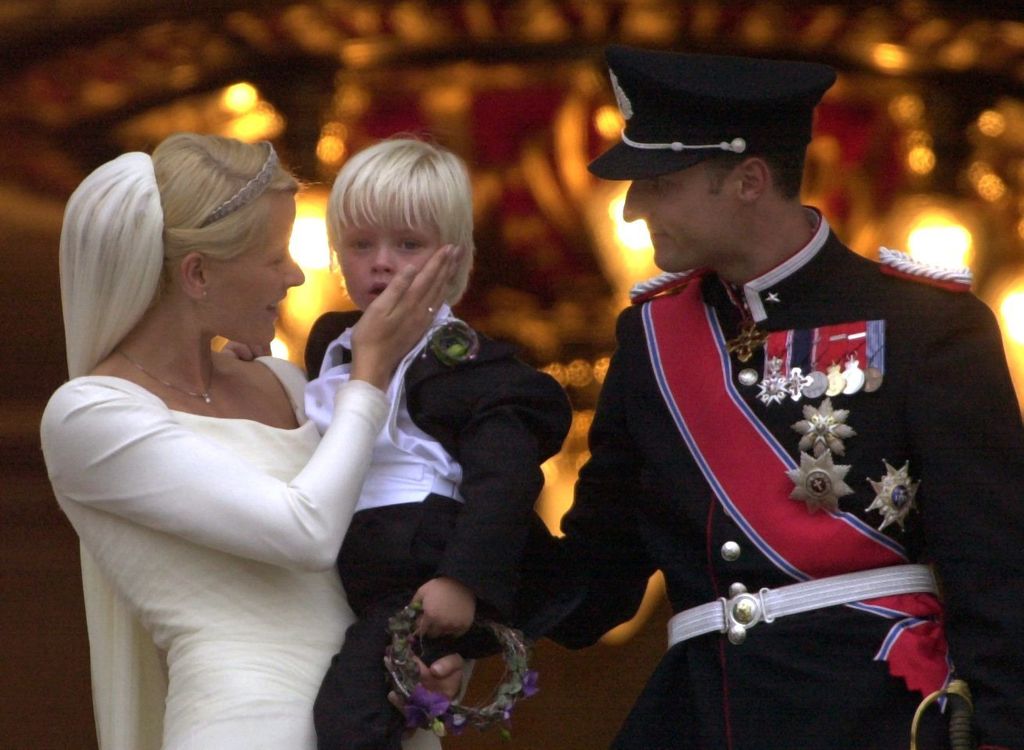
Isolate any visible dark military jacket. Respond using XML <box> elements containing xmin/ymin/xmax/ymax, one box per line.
<box><xmin>554</xmin><ymin>230</ymin><xmax>1024</xmax><ymax>750</ymax></box>
<box><xmin>306</xmin><ymin>311</ymin><xmax>574</xmax><ymax>628</ymax></box>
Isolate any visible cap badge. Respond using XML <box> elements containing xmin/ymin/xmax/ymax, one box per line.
<box><xmin>609</xmin><ymin>69</ymin><xmax>633</xmax><ymax>120</ymax></box>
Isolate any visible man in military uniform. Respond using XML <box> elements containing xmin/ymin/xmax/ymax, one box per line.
<box><xmin>551</xmin><ymin>45</ymin><xmax>1024</xmax><ymax>749</ymax></box>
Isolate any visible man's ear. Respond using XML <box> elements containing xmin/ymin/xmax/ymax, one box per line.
<box><xmin>179</xmin><ymin>252</ymin><xmax>208</xmax><ymax>300</ymax></box>
<box><xmin>735</xmin><ymin>156</ymin><xmax>771</xmax><ymax>203</ymax></box>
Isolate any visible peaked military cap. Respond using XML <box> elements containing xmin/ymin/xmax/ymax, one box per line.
<box><xmin>589</xmin><ymin>45</ymin><xmax>837</xmax><ymax>180</ymax></box>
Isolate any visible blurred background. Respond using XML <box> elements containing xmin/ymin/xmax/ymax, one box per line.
<box><xmin>2</xmin><ymin>1</ymin><xmax>1023</xmax><ymax>747</ymax></box>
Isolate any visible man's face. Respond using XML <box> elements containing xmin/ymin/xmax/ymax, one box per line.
<box><xmin>621</xmin><ymin>162</ymin><xmax>733</xmax><ymax>273</ymax></box>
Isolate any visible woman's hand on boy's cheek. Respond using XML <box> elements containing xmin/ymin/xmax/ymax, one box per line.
<box><xmin>412</xmin><ymin>576</ymin><xmax>476</xmax><ymax>638</ymax></box>
<box><xmin>219</xmin><ymin>340</ymin><xmax>271</xmax><ymax>360</ymax></box>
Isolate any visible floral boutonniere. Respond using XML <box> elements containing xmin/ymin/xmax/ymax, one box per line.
<box><xmin>428</xmin><ymin>319</ymin><xmax>480</xmax><ymax>367</ymax></box>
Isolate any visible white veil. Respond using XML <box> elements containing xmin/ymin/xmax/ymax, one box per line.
<box><xmin>60</xmin><ymin>152</ymin><xmax>168</xmax><ymax>749</ymax></box>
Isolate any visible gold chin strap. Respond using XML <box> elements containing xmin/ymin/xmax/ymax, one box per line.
<box><xmin>909</xmin><ymin>678</ymin><xmax>975</xmax><ymax>750</ymax></box>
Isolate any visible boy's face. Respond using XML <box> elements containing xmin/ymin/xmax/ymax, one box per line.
<box><xmin>338</xmin><ymin>223</ymin><xmax>443</xmax><ymax>310</ymax></box>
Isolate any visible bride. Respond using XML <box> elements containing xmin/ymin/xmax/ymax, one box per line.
<box><xmin>40</xmin><ymin>133</ymin><xmax>459</xmax><ymax>749</ymax></box>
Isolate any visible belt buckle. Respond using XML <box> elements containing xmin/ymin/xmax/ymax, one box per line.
<box><xmin>721</xmin><ymin>583</ymin><xmax>769</xmax><ymax>645</ymax></box>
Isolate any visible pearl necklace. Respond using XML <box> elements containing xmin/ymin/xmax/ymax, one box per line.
<box><xmin>118</xmin><ymin>350</ymin><xmax>213</xmax><ymax>404</ymax></box>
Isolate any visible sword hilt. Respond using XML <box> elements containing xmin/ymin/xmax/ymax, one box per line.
<box><xmin>909</xmin><ymin>678</ymin><xmax>975</xmax><ymax>750</ymax></box>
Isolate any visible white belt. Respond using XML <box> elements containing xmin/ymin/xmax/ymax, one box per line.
<box><xmin>668</xmin><ymin>564</ymin><xmax>937</xmax><ymax>647</ymax></box>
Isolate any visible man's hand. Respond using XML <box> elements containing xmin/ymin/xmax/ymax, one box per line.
<box><xmin>412</xmin><ymin>576</ymin><xmax>476</xmax><ymax>639</ymax></box>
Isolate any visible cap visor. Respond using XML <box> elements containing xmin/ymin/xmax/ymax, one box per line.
<box><xmin>588</xmin><ymin>142</ymin><xmax>707</xmax><ymax>180</ymax></box>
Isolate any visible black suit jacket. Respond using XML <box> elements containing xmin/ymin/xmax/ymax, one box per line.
<box><xmin>554</xmin><ymin>234</ymin><xmax>1024</xmax><ymax>749</ymax></box>
<box><xmin>306</xmin><ymin>311</ymin><xmax>577</xmax><ymax>633</ymax></box>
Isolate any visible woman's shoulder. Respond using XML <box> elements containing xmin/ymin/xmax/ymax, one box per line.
<box><xmin>41</xmin><ymin>376</ymin><xmax>167</xmax><ymax>455</ymax></box>
<box><xmin>44</xmin><ymin>375</ymin><xmax>161</xmax><ymax>417</ymax></box>
<box><xmin>253</xmin><ymin>355</ymin><xmax>308</xmax><ymax>406</ymax></box>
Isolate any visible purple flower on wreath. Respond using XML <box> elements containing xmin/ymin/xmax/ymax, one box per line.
<box><xmin>403</xmin><ymin>685</ymin><xmax>450</xmax><ymax>730</ymax></box>
<box><xmin>522</xmin><ymin>670</ymin><xmax>539</xmax><ymax>698</ymax></box>
<box><xmin>444</xmin><ymin>711</ymin><xmax>468</xmax><ymax>736</ymax></box>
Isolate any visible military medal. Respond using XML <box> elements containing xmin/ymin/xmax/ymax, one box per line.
<box><xmin>863</xmin><ymin>321</ymin><xmax>886</xmax><ymax>393</ymax></box>
<box><xmin>786</xmin><ymin>451</ymin><xmax>854</xmax><ymax>513</ymax></box>
<box><xmin>864</xmin><ymin>367</ymin><xmax>884</xmax><ymax>392</ymax></box>
<box><xmin>761</xmin><ymin>330</ymin><xmax>809</xmax><ymax>404</ymax></box>
<box><xmin>790</xmin><ymin>397</ymin><xmax>856</xmax><ymax>456</ymax></box>
<box><xmin>727</xmin><ymin>321</ymin><xmax>768</xmax><ymax>363</ymax></box>
<box><xmin>802</xmin><ymin>370</ymin><xmax>828</xmax><ymax>398</ymax></box>
<box><xmin>865</xmin><ymin>460</ymin><xmax>919</xmax><ymax>531</ymax></box>
<box><xmin>824</xmin><ymin>363</ymin><xmax>846</xmax><ymax>396</ymax></box>
<box><xmin>757</xmin><ymin>357</ymin><xmax>788</xmax><ymax>405</ymax></box>
<box><xmin>755</xmin><ymin>321</ymin><xmax>884</xmax><ymax>403</ymax></box>
<box><xmin>785</xmin><ymin>367</ymin><xmax>812</xmax><ymax>401</ymax></box>
<box><xmin>841</xmin><ymin>356</ymin><xmax>865</xmax><ymax>395</ymax></box>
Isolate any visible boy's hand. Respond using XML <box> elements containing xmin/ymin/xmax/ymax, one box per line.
<box><xmin>388</xmin><ymin>652</ymin><xmax>467</xmax><ymax>736</ymax></box>
<box><xmin>412</xmin><ymin>576</ymin><xmax>476</xmax><ymax>639</ymax></box>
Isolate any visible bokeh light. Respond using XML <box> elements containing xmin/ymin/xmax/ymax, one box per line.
<box><xmin>906</xmin><ymin>214</ymin><xmax>973</xmax><ymax>269</ymax></box>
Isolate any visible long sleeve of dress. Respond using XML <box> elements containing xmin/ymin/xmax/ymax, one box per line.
<box><xmin>40</xmin><ymin>372</ymin><xmax>388</xmax><ymax>571</ymax></box>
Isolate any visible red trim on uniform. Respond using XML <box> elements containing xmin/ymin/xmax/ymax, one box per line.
<box><xmin>630</xmin><ymin>271</ymin><xmax>707</xmax><ymax>305</ymax></box>
<box><xmin>880</xmin><ymin>264</ymin><xmax>971</xmax><ymax>292</ymax></box>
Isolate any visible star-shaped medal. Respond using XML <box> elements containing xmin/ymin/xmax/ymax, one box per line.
<box><xmin>866</xmin><ymin>460</ymin><xmax>919</xmax><ymax>531</ymax></box>
<box><xmin>790</xmin><ymin>398</ymin><xmax>856</xmax><ymax>457</ymax></box>
<box><xmin>786</xmin><ymin>451</ymin><xmax>854</xmax><ymax>513</ymax></box>
<box><xmin>757</xmin><ymin>357</ymin><xmax>787</xmax><ymax>405</ymax></box>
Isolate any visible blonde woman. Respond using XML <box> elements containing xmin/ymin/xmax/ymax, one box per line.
<box><xmin>41</xmin><ymin>133</ymin><xmax>459</xmax><ymax>750</ymax></box>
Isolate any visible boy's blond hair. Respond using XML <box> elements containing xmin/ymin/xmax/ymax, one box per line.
<box><xmin>327</xmin><ymin>137</ymin><xmax>475</xmax><ymax>304</ymax></box>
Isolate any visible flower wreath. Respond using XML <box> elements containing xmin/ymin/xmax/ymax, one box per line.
<box><xmin>384</xmin><ymin>602</ymin><xmax>538</xmax><ymax>739</ymax></box>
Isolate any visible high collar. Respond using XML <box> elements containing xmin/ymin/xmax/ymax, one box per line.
<box><xmin>702</xmin><ymin>221</ymin><xmax>865</xmax><ymax>335</ymax></box>
<box><xmin>734</xmin><ymin>208</ymin><xmax>830</xmax><ymax>322</ymax></box>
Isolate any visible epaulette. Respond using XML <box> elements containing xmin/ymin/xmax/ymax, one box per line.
<box><xmin>878</xmin><ymin>247</ymin><xmax>972</xmax><ymax>292</ymax></box>
<box><xmin>629</xmin><ymin>269</ymin><xmax>704</xmax><ymax>304</ymax></box>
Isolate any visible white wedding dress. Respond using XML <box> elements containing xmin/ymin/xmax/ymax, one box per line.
<box><xmin>41</xmin><ymin>357</ymin><xmax>439</xmax><ymax>750</ymax></box>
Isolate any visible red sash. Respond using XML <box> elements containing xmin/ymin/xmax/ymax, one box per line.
<box><xmin>643</xmin><ymin>281</ymin><xmax>948</xmax><ymax>696</ymax></box>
